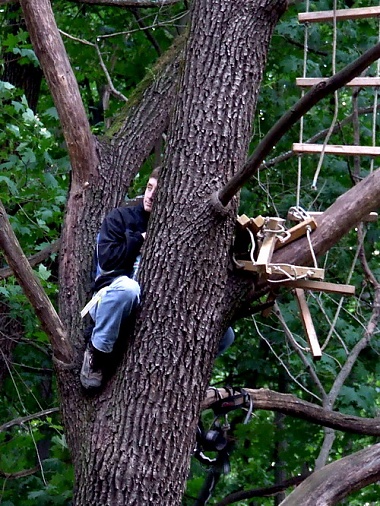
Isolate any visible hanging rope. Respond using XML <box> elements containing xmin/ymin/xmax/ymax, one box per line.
<box><xmin>370</xmin><ymin>14</ymin><xmax>380</xmax><ymax>174</ymax></box>
<box><xmin>311</xmin><ymin>0</ymin><xmax>339</xmax><ymax>190</ymax></box>
<box><xmin>297</xmin><ymin>0</ymin><xmax>310</xmax><ymax>207</ymax></box>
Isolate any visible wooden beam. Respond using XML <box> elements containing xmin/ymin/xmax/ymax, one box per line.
<box><xmin>275</xmin><ymin>217</ymin><xmax>317</xmax><ymax>250</ymax></box>
<box><xmin>296</xmin><ymin>77</ymin><xmax>380</xmax><ymax>87</ymax></box>
<box><xmin>299</xmin><ymin>7</ymin><xmax>380</xmax><ymax>23</ymax></box>
<box><xmin>281</xmin><ymin>279</ymin><xmax>355</xmax><ymax>296</ymax></box>
<box><xmin>294</xmin><ymin>289</ymin><xmax>322</xmax><ymax>360</ymax></box>
<box><xmin>287</xmin><ymin>211</ymin><xmax>378</xmax><ymax>223</ymax></box>
<box><xmin>293</xmin><ymin>143</ymin><xmax>380</xmax><ymax>157</ymax></box>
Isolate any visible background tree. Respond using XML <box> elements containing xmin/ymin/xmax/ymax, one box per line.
<box><xmin>1</xmin><ymin>0</ymin><xmax>380</xmax><ymax>504</ymax></box>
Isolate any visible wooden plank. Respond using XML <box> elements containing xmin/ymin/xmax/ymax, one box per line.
<box><xmin>287</xmin><ymin>211</ymin><xmax>378</xmax><ymax>223</ymax></box>
<box><xmin>275</xmin><ymin>217</ymin><xmax>317</xmax><ymax>250</ymax></box>
<box><xmin>296</xmin><ymin>77</ymin><xmax>380</xmax><ymax>87</ymax></box>
<box><xmin>293</xmin><ymin>143</ymin><xmax>380</xmax><ymax>156</ymax></box>
<box><xmin>294</xmin><ymin>288</ymin><xmax>322</xmax><ymax>360</ymax></box>
<box><xmin>299</xmin><ymin>7</ymin><xmax>380</xmax><ymax>23</ymax></box>
<box><xmin>238</xmin><ymin>260</ymin><xmax>325</xmax><ymax>280</ymax></box>
<box><xmin>267</xmin><ymin>264</ymin><xmax>325</xmax><ymax>280</ymax></box>
<box><xmin>281</xmin><ymin>279</ymin><xmax>355</xmax><ymax>296</ymax></box>
<box><xmin>256</xmin><ymin>235</ymin><xmax>277</xmax><ymax>267</ymax></box>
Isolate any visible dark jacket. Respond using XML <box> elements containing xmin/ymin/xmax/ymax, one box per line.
<box><xmin>92</xmin><ymin>203</ymin><xmax>149</xmax><ymax>291</ymax></box>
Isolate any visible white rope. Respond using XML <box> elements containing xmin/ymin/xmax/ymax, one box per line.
<box><xmin>247</xmin><ymin>228</ymin><xmax>256</xmax><ymax>264</ymax></box>
<box><xmin>370</xmin><ymin>15</ymin><xmax>380</xmax><ymax>174</ymax></box>
<box><xmin>297</xmin><ymin>0</ymin><xmax>310</xmax><ymax>207</ymax></box>
<box><xmin>306</xmin><ymin>226</ymin><xmax>318</xmax><ymax>269</ymax></box>
<box><xmin>311</xmin><ymin>0</ymin><xmax>339</xmax><ymax>190</ymax></box>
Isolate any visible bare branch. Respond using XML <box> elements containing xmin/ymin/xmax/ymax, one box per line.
<box><xmin>218</xmin><ymin>41</ymin><xmax>380</xmax><ymax>206</ymax></box>
<box><xmin>0</xmin><ymin>407</ymin><xmax>60</xmax><ymax>432</ymax></box>
<box><xmin>0</xmin><ymin>467</ymin><xmax>39</xmax><ymax>479</ymax></box>
<box><xmin>202</xmin><ymin>387</ymin><xmax>380</xmax><ymax>436</ymax></box>
<box><xmin>0</xmin><ymin>239</ymin><xmax>60</xmax><ymax>280</ymax></box>
<box><xmin>215</xmin><ymin>474</ymin><xmax>309</xmax><ymax>506</ymax></box>
<box><xmin>0</xmin><ymin>200</ymin><xmax>73</xmax><ymax>364</ymax></box>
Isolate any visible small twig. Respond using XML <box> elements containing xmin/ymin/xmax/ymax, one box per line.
<box><xmin>274</xmin><ymin>302</ymin><xmax>326</xmax><ymax>401</ymax></box>
<box><xmin>214</xmin><ymin>473</ymin><xmax>310</xmax><ymax>505</ymax></box>
<box><xmin>0</xmin><ymin>467</ymin><xmax>39</xmax><ymax>479</ymax></box>
<box><xmin>253</xmin><ymin>315</ymin><xmax>322</xmax><ymax>402</ymax></box>
<box><xmin>0</xmin><ymin>407</ymin><xmax>60</xmax><ymax>432</ymax></box>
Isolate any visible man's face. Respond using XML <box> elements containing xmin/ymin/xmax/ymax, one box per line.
<box><xmin>143</xmin><ymin>177</ymin><xmax>158</xmax><ymax>212</ymax></box>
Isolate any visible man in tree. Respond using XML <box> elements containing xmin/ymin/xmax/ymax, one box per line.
<box><xmin>80</xmin><ymin>167</ymin><xmax>161</xmax><ymax>389</ymax></box>
<box><xmin>80</xmin><ymin>165</ymin><xmax>235</xmax><ymax>390</ymax></box>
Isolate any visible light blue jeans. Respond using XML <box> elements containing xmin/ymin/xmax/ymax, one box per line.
<box><xmin>89</xmin><ymin>276</ymin><xmax>140</xmax><ymax>353</ymax></box>
<box><xmin>89</xmin><ymin>275</ymin><xmax>235</xmax><ymax>355</ymax></box>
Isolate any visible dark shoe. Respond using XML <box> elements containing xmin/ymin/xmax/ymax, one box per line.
<box><xmin>80</xmin><ymin>342</ymin><xmax>104</xmax><ymax>389</ymax></box>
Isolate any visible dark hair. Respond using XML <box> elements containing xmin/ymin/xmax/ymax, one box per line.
<box><xmin>149</xmin><ymin>166</ymin><xmax>161</xmax><ymax>180</ymax></box>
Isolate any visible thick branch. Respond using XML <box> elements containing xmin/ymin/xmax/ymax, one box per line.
<box><xmin>273</xmin><ymin>167</ymin><xmax>380</xmax><ymax>266</ymax></box>
<box><xmin>19</xmin><ymin>0</ymin><xmax>98</xmax><ymax>185</ymax></box>
<box><xmin>218</xmin><ymin>41</ymin><xmax>380</xmax><ymax>206</ymax></box>
<box><xmin>202</xmin><ymin>387</ymin><xmax>380</xmax><ymax>436</ymax></box>
<box><xmin>0</xmin><ymin>201</ymin><xmax>73</xmax><ymax>364</ymax></box>
<box><xmin>280</xmin><ymin>443</ymin><xmax>380</xmax><ymax>505</ymax></box>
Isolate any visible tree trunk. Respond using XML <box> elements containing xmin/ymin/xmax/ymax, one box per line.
<box><xmin>65</xmin><ymin>1</ymin><xmax>287</xmax><ymax>504</ymax></box>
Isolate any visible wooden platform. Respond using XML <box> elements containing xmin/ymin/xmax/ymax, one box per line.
<box><xmin>296</xmin><ymin>77</ymin><xmax>380</xmax><ymax>87</ymax></box>
<box><xmin>299</xmin><ymin>7</ymin><xmax>380</xmax><ymax>24</ymax></box>
<box><xmin>293</xmin><ymin>143</ymin><xmax>380</xmax><ymax>157</ymax></box>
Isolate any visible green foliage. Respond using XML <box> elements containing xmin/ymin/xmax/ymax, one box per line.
<box><xmin>0</xmin><ymin>80</ymin><xmax>69</xmax><ymax>255</ymax></box>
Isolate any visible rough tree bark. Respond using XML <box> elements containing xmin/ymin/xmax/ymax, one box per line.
<box><xmin>70</xmin><ymin>1</ymin><xmax>288</xmax><ymax>504</ymax></box>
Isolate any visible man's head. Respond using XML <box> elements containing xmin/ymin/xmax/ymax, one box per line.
<box><xmin>143</xmin><ymin>166</ymin><xmax>160</xmax><ymax>213</ymax></box>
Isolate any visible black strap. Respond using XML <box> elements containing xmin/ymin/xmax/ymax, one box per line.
<box><xmin>211</xmin><ymin>387</ymin><xmax>252</xmax><ymax>416</ymax></box>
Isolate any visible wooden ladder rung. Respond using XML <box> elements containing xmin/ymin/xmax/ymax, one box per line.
<box><xmin>299</xmin><ymin>7</ymin><xmax>380</xmax><ymax>24</ymax></box>
<box><xmin>296</xmin><ymin>77</ymin><xmax>380</xmax><ymax>87</ymax></box>
<box><xmin>293</xmin><ymin>143</ymin><xmax>380</xmax><ymax>157</ymax></box>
